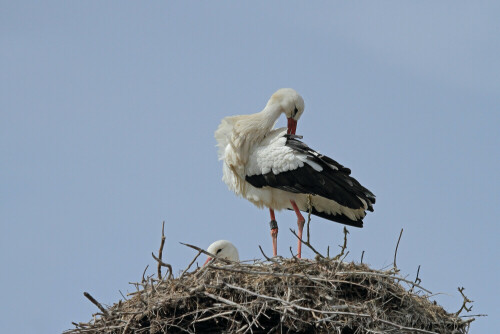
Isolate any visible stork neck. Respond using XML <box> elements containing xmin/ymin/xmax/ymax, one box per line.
<box><xmin>258</xmin><ymin>104</ymin><xmax>282</xmax><ymax>131</ymax></box>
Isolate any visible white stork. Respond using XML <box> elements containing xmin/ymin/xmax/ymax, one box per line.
<box><xmin>204</xmin><ymin>240</ymin><xmax>240</xmax><ymax>265</ymax></box>
<box><xmin>215</xmin><ymin>88</ymin><xmax>375</xmax><ymax>258</ymax></box>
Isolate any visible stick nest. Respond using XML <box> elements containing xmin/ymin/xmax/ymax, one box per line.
<box><xmin>66</xmin><ymin>258</ymin><xmax>473</xmax><ymax>333</ymax></box>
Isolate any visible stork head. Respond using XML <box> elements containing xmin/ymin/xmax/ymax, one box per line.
<box><xmin>267</xmin><ymin>88</ymin><xmax>305</xmax><ymax>135</ymax></box>
<box><xmin>203</xmin><ymin>240</ymin><xmax>240</xmax><ymax>265</ymax></box>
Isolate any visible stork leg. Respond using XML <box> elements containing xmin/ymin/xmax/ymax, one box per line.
<box><xmin>269</xmin><ymin>208</ymin><xmax>278</xmax><ymax>257</ymax></box>
<box><xmin>290</xmin><ymin>200</ymin><xmax>305</xmax><ymax>258</ymax></box>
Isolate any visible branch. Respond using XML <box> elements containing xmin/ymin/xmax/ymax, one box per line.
<box><xmin>455</xmin><ymin>287</ymin><xmax>473</xmax><ymax>315</ymax></box>
<box><xmin>157</xmin><ymin>221</ymin><xmax>166</xmax><ymax>279</ymax></box>
<box><xmin>180</xmin><ymin>250</ymin><xmax>203</xmax><ymax>278</ymax></box>
<box><xmin>289</xmin><ymin>246</ymin><xmax>299</xmax><ymax>261</ymax></box>
<box><xmin>141</xmin><ymin>265</ymin><xmax>149</xmax><ymax>283</ymax></box>
<box><xmin>179</xmin><ymin>242</ymin><xmax>233</xmax><ymax>264</ymax></box>
<box><xmin>333</xmin><ymin>227</ymin><xmax>349</xmax><ymax>261</ymax></box>
<box><xmin>151</xmin><ymin>252</ymin><xmax>173</xmax><ymax>279</ymax></box>
<box><xmin>410</xmin><ymin>265</ymin><xmax>421</xmax><ymax>293</ymax></box>
<box><xmin>393</xmin><ymin>228</ymin><xmax>403</xmax><ymax>270</ymax></box>
<box><xmin>259</xmin><ymin>245</ymin><xmax>278</xmax><ymax>263</ymax></box>
<box><xmin>289</xmin><ymin>228</ymin><xmax>325</xmax><ymax>258</ymax></box>
<box><xmin>83</xmin><ymin>292</ymin><xmax>109</xmax><ymax>316</ymax></box>
<box><xmin>306</xmin><ymin>194</ymin><xmax>312</xmax><ymax>243</ymax></box>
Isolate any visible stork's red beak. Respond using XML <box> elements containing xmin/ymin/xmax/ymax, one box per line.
<box><xmin>287</xmin><ymin>118</ymin><xmax>297</xmax><ymax>135</ymax></box>
<box><xmin>203</xmin><ymin>257</ymin><xmax>212</xmax><ymax>266</ymax></box>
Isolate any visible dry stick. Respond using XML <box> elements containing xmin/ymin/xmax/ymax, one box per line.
<box><xmin>360</xmin><ymin>250</ymin><xmax>365</xmax><ymax>264</ymax></box>
<box><xmin>180</xmin><ymin>242</ymin><xmax>233</xmax><ymax>264</ymax></box>
<box><xmin>246</xmin><ymin>302</ymin><xmax>268</xmax><ymax>331</ymax></box>
<box><xmin>460</xmin><ymin>314</ymin><xmax>486</xmax><ymax>318</ymax></box>
<box><xmin>334</xmin><ymin>270</ymin><xmax>433</xmax><ymax>294</ymax></box>
<box><xmin>333</xmin><ymin>227</ymin><xmax>349</xmax><ymax>260</ymax></box>
<box><xmin>151</xmin><ymin>253</ymin><xmax>173</xmax><ymax>279</ymax></box>
<box><xmin>119</xmin><ymin>290</ymin><xmax>128</xmax><ymax>301</ymax></box>
<box><xmin>410</xmin><ymin>265</ymin><xmax>421</xmax><ymax>293</ymax></box>
<box><xmin>318</xmin><ymin>313</ymin><xmax>439</xmax><ymax>334</ymax></box>
<box><xmin>180</xmin><ymin>250</ymin><xmax>203</xmax><ymax>278</ymax></box>
<box><xmin>203</xmin><ymin>291</ymin><xmax>253</xmax><ymax>325</ymax></box>
<box><xmin>202</xmin><ymin>292</ymin><xmax>246</xmax><ymax>309</ymax></box>
<box><xmin>141</xmin><ymin>265</ymin><xmax>149</xmax><ymax>283</ymax></box>
<box><xmin>393</xmin><ymin>228</ymin><xmax>404</xmax><ymax>270</ymax></box>
<box><xmin>258</xmin><ymin>245</ymin><xmax>278</xmax><ymax>263</ymax></box>
<box><xmin>340</xmin><ymin>251</ymin><xmax>350</xmax><ymax>263</ymax></box>
<box><xmin>83</xmin><ymin>292</ymin><xmax>109</xmax><ymax>317</ymax></box>
<box><xmin>289</xmin><ymin>228</ymin><xmax>325</xmax><ymax>258</ymax></box>
<box><xmin>193</xmin><ymin>311</ymin><xmax>235</xmax><ymax>323</ymax></box>
<box><xmin>455</xmin><ymin>287</ymin><xmax>473</xmax><ymax>315</ymax></box>
<box><xmin>122</xmin><ymin>314</ymin><xmax>136</xmax><ymax>334</ymax></box>
<box><xmin>157</xmin><ymin>221</ymin><xmax>166</xmax><ymax>279</ymax></box>
<box><xmin>225</xmin><ymin>283</ymin><xmax>352</xmax><ymax>314</ymax></box>
<box><xmin>210</xmin><ymin>266</ymin><xmax>379</xmax><ymax>294</ymax></box>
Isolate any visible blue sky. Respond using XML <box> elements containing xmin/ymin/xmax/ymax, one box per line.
<box><xmin>1</xmin><ymin>2</ymin><xmax>499</xmax><ymax>333</ymax></box>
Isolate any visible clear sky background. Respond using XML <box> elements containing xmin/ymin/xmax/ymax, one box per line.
<box><xmin>1</xmin><ymin>2</ymin><xmax>499</xmax><ymax>333</ymax></box>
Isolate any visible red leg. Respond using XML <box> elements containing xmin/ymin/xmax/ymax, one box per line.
<box><xmin>290</xmin><ymin>200</ymin><xmax>305</xmax><ymax>258</ymax></box>
<box><xmin>269</xmin><ymin>208</ymin><xmax>278</xmax><ymax>257</ymax></box>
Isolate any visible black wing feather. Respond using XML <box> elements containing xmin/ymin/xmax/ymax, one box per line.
<box><xmin>246</xmin><ymin>135</ymin><xmax>376</xmax><ymax>213</ymax></box>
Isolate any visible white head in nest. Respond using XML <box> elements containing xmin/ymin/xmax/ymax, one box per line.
<box><xmin>203</xmin><ymin>240</ymin><xmax>239</xmax><ymax>265</ymax></box>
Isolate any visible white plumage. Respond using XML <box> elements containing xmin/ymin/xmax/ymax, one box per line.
<box><xmin>204</xmin><ymin>240</ymin><xmax>239</xmax><ymax>264</ymax></box>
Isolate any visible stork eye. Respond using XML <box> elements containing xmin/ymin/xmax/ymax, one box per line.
<box><xmin>216</xmin><ymin>248</ymin><xmax>222</xmax><ymax>254</ymax></box>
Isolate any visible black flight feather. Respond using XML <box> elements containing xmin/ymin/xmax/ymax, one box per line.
<box><xmin>245</xmin><ymin>135</ymin><xmax>375</xmax><ymax>227</ymax></box>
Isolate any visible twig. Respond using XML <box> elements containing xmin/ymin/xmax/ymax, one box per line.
<box><xmin>193</xmin><ymin>311</ymin><xmax>235</xmax><ymax>323</ymax></box>
<box><xmin>335</xmin><ymin>270</ymin><xmax>433</xmax><ymax>294</ymax></box>
<box><xmin>180</xmin><ymin>242</ymin><xmax>233</xmax><ymax>264</ymax></box>
<box><xmin>459</xmin><ymin>314</ymin><xmax>486</xmax><ymax>318</ymax></box>
<box><xmin>180</xmin><ymin>250</ymin><xmax>203</xmax><ymax>278</ymax></box>
<box><xmin>258</xmin><ymin>245</ymin><xmax>277</xmax><ymax>263</ymax></box>
<box><xmin>151</xmin><ymin>253</ymin><xmax>173</xmax><ymax>279</ymax></box>
<box><xmin>122</xmin><ymin>314</ymin><xmax>136</xmax><ymax>334</ymax></box>
<box><xmin>333</xmin><ymin>227</ymin><xmax>349</xmax><ymax>261</ymax></box>
<box><xmin>203</xmin><ymin>292</ymin><xmax>252</xmax><ymax>323</ymax></box>
<box><xmin>410</xmin><ymin>265</ymin><xmax>421</xmax><ymax>293</ymax></box>
<box><xmin>393</xmin><ymin>228</ymin><xmax>403</xmax><ymax>270</ymax></box>
<box><xmin>455</xmin><ymin>287</ymin><xmax>473</xmax><ymax>315</ymax></box>
<box><xmin>224</xmin><ymin>283</ymin><xmax>350</xmax><ymax>314</ymax></box>
<box><xmin>157</xmin><ymin>221</ymin><xmax>166</xmax><ymax>279</ymax></box>
<box><xmin>208</xmin><ymin>265</ymin><xmax>418</xmax><ymax>295</ymax></box>
<box><xmin>340</xmin><ymin>251</ymin><xmax>350</xmax><ymax>263</ymax></box>
<box><xmin>141</xmin><ymin>265</ymin><xmax>149</xmax><ymax>283</ymax></box>
<box><xmin>119</xmin><ymin>290</ymin><xmax>128</xmax><ymax>301</ymax></box>
<box><xmin>306</xmin><ymin>194</ymin><xmax>312</xmax><ymax>243</ymax></box>
<box><xmin>83</xmin><ymin>292</ymin><xmax>109</xmax><ymax>317</ymax></box>
<box><xmin>317</xmin><ymin>312</ymin><xmax>439</xmax><ymax>334</ymax></box>
<box><xmin>289</xmin><ymin>228</ymin><xmax>325</xmax><ymax>258</ymax></box>
<box><xmin>360</xmin><ymin>250</ymin><xmax>365</xmax><ymax>264</ymax></box>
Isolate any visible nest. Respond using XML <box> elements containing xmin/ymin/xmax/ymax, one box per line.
<box><xmin>66</xmin><ymin>256</ymin><xmax>473</xmax><ymax>334</ymax></box>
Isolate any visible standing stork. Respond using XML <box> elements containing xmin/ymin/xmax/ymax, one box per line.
<box><xmin>215</xmin><ymin>88</ymin><xmax>375</xmax><ymax>258</ymax></box>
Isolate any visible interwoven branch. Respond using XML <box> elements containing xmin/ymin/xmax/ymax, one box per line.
<box><xmin>68</xmin><ymin>256</ymin><xmax>472</xmax><ymax>334</ymax></box>
<box><xmin>68</xmin><ymin>226</ymin><xmax>475</xmax><ymax>334</ymax></box>
<box><xmin>455</xmin><ymin>287</ymin><xmax>473</xmax><ymax>316</ymax></box>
